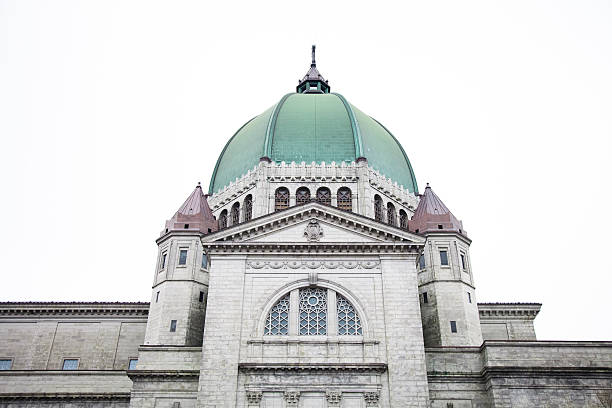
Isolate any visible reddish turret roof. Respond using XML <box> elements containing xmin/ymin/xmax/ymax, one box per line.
<box><xmin>162</xmin><ymin>183</ymin><xmax>218</xmax><ymax>235</ymax></box>
<box><xmin>409</xmin><ymin>184</ymin><xmax>466</xmax><ymax>237</ymax></box>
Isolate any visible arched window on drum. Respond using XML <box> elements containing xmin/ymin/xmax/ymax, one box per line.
<box><xmin>399</xmin><ymin>209</ymin><xmax>408</xmax><ymax>229</ymax></box>
<box><xmin>337</xmin><ymin>187</ymin><xmax>352</xmax><ymax>211</ymax></box>
<box><xmin>218</xmin><ymin>210</ymin><xmax>228</xmax><ymax>229</ymax></box>
<box><xmin>387</xmin><ymin>202</ymin><xmax>397</xmax><ymax>226</ymax></box>
<box><xmin>243</xmin><ymin>195</ymin><xmax>253</xmax><ymax>222</ymax></box>
<box><xmin>296</xmin><ymin>187</ymin><xmax>311</xmax><ymax>205</ymax></box>
<box><xmin>316</xmin><ymin>187</ymin><xmax>331</xmax><ymax>206</ymax></box>
<box><xmin>274</xmin><ymin>187</ymin><xmax>289</xmax><ymax>211</ymax></box>
<box><xmin>374</xmin><ymin>195</ymin><xmax>384</xmax><ymax>222</ymax></box>
<box><xmin>231</xmin><ymin>202</ymin><xmax>240</xmax><ymax>226</ymax></box>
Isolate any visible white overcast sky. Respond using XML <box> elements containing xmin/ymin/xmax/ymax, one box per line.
<box><xmin>0</xmin><ymin>1</ymin><xmax>610</xmax><ymax>341</ymax></box>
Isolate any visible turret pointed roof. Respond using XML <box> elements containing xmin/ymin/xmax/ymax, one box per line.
<box><xmin>162</xmin><ymin>183</ymin><xmax>218</xmax><ymax>236</ymax></box>
<box><xmin>409</xmin><ymin>184</ymin><xmax>466</xmax><ymax>236</ymax></box>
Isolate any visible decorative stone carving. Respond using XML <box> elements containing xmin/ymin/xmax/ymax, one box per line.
<box><xmin>247</xmin><ymin>259</ymin><xmax>380</xmax><ymax>270</ymax></box>
<box><xmin>364</xmin><ymin>391</ymin><xmax>380</xmax><ymax>407</ymax></box>
<box><xmin>284</xmin><ymin>391</ymin><xmax>300</xmax><ymax>406</ymax></box>
<box><xmin>304</xmin><ymin>220</ymin><xmax>324</xmax><ymax>242</ymax></box>
<box><xmin>326</xmin><ymin>390</ymin><xmax>342</xmax><ymax>406</ymax></box>
<box><xmin>246</xmin><ymin>391</ymin><xmax>263</xmax><ymax>406</ymax></box>
<box><xmin>597</xmin><ymin>391</ymin><xmax>611</xmax><ymax>408</ymax></box>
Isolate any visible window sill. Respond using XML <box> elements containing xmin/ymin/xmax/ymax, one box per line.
<box><xmin>250</xmin><ymin>336</ymin><xmax>376</xmax><ymax>345</ymax></box>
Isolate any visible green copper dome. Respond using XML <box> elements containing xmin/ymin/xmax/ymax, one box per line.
<box><xmin>208</xmin><ymin>92</ymin><xmax>418</xmax><ymax>195</ymax></box>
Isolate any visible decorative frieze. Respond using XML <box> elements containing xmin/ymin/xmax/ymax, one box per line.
<box><xmin>0</xmin><ymin>302</ymin><xmax>149</xmax><ymax>317</ymax></box>
<box><xmin>247</xmin><ymin>259</ymin><xmax>380</xmax><ymax>270</ymax></box>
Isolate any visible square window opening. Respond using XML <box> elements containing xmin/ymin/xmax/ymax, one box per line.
<box><xmin>438</xmin><ymin>224</ymin><xmax>443</xmax><ymax>229</ymax></box>
<box><xmin>0</xmin><ymin>359</ymin><xmax>12</xmax><ymax>370</ymax></box>
<box><xmin>128</xmin><ymin>358</ymin><xmax>138</xmax><ymax>370</ymax></box>
<box><xmin>62</xmin><ymin>359</ymin><xmax>79</xmax><ymax>370</ymax></box>
<box><xmin>184</xmin><ymin>224</ymin><xmax>189</xmax><ymax>229</ymax></box>
<box><xmin>170</xmin><ymin>320</ymin><xmax>177</xmax><ymax>332</ymax></box>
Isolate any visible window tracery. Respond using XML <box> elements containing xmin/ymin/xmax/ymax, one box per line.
<box><xmin>337</xmin><ymin>294</ymin><xmax>362</xmax><ymax>335</ymax></box>
<box><xmin>263</xmin><ymin>287</ymin><xmax>363</xmax><ymax>337</ymax></box>
<box><xmin>299</xmin><ymin>288</ymin><xmax>327</xmax><ymax>335</ymax></box>
<box><xmin>264</xmin><ymin>294</ymin><xmax>290</xmax><ymax>335</ymax></box>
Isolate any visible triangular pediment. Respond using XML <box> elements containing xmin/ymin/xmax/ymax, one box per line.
<box><xmin>202</xmin><ymin>203</ymin><xmax>425</xmax><ymax>245</ymax></box>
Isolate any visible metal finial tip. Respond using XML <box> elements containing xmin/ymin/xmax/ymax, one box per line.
<box><xmin>426</xmin><ymin>182</ymin><xmax>430</xmax><ymax>187</ymax></box>
<box><xmin>197</xmin><ymin>182</ymin><xmax>201</xmax><ymax>187</ymax></box>
<box><xmin>311</xmin><ymin>44</ymin><xmax>316</xmax><ymax>67</ymax></box>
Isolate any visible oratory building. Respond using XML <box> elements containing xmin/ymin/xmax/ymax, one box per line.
<box><xmin>1</xmin><ymin>47</ymin><xmax>611</xmax><ymax>408</ymax></box>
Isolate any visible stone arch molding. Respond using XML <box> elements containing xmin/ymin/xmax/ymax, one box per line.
<box><xmin>256</xmin><ymin>279</ymin><xmax>370</xmax><ymax>338</ymax></box>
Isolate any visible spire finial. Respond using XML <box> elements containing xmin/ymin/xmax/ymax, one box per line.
<box><xmin>311</xmin><ymin>44</ymin><xmax>316</xmax><ymax>67</ymax></box>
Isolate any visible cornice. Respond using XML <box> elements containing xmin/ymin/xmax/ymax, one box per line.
<box><xmin>127</xmin><ymin>370</ymin><xmax>199</xmax><ymax>380</ymax></box>
<box><xmin>0</xmin><ymin>393</ymin><xmax>130</xmax><ymax>401</ymax></box>
<box><xmin>478</xmin><ymin>303</ymin><xmax>541</xmax><ymax>320</ymax></box>
<box><xmin>203</xmin><ymin>241</ymin><xmax>421</xmax><ymax>255</ymax></box>
<box><xmin>239</xmin><ymin>362</ymin><xmax>387</xmax><ymax>373</ymax></box>
<box><xmin>0</xmin><ymin>302</ymin><xmax>149</xmax><ymax>317</ymax></box>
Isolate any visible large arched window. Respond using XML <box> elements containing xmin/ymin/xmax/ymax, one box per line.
<box><xmin>263</xmin><ymin>287</ymin><xmax>363</xmax><ymax>337</ymax></box>
<box><xmin>387</xmin><ymin>202</ymin><xmax>397</xmax><ymax>226</ymax></box>
<box><xmin>316</xmin><ymin>187</ymin><xmax>331</xmax><ymax>206</ymax></box>
<box><xmin>218</xmin><ymin>210</ymin><xmax>228</xmax><ymax>229</ymax></box>
<box><xmin>231</xmin><ymin>202</ymin><xmax>240</xmax><ymax>226</ymax></box>
<box><xmin>243</xmin><ymin>195</ymin><xmax>253</xmax><ymax>222</ymax></box>
<box><xmin>399</xmin><ymin>209</ymin><xmax>408</xmax><ymax>229</ymax></box>
<box><xmin>274</xmin><ymin>187</ymin><xmax>289</xmax><ymax>211</ymax></box>
<box><xmin>337</xmin><ymin>187</ymin><xmax>352</xmax><ymax>211</ymax></box>
<box><xmin>374</xmin><ymin>195</ymin><xmax>384</xmax><ymax>222</ymax></box>
<box><xmin>296</xmin><ymin>187</ymin><xmax>311</xmax><ymax>205</ymax></box>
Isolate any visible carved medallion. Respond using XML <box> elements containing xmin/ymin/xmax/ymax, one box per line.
<box><xmin>304</xmin><ymin>220</ymin><xmax>323</xmax><ymax>242</ymax></box>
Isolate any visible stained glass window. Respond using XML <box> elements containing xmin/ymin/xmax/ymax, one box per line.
<box><xmin>337</xmin><ymin>294</ymin><xmax>362</xmax><ymax>335</ymax></box>
<box><xmin>299</xmin><ymin>288</ymin><xmax>327</xmax><ymax>335</ymax></box>
<box><xmin>265</xmin><ymin>294</ymin><xmax>290</xmax><ymax>335</ymax></box>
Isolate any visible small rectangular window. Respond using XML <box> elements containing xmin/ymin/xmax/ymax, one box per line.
<box><xmin>440</xmin><ymin>250</ymin><xmax>449</xmax><ymax>266</ymax></box>
<box><xmin>170</xmin><ymin>320</ymin><xmax>177</xmax><ymax>332</ymax></box>
<box><xmin>418</xmin><ymin>255</ymin><xmax>426</xmax><ymax>269</ymax></box>
<box><xmin>201</xmin><ymin>253</ymin><xmax>207</xmax><ymax>268</ymax></box>
<box><xmin>0</xmin><ymin>359</ymin><xmax>12</xmax><ymax>370</ymax></box>
<box><xmin>422</xmin><ymin>292</ymin><xmax>428</xmax><ymax>304</ymax></box>
<box><xmin>199</xmin><ymin>291</ymin><xmax>204</xmax><ymax>302</ymax></box>
<box><xmin>178</xmin><ymin>249</ymin><xmax>188</xmax><ymax>265</ymax></box>
<box><xmin>450</xmin><ymin>321</ymin><xmax>457</xmax><ymax>333</ymax></box>
<box><xmin>156</xmin><ymin>291</ymin><xmax>160</xmax><ymax>303</ymax></box>
<box><xmin>461</xmin><ymin>254</ymin><xmax>466</xmax><ymax>270</ymax></box>
<box><xmin>62</xmin><ymin>359</ymin><xmax>79</xmax><ymax>370</ymax></box>
<box><xmin>467</xmin><ymin>292</ymin><xmax>472</xmax><ymax>303</ymax></box>
<box><xmin>160</xmin><ymin>253</ymin><xmax>167</xmax><ymax>270</ymax></box>
<box><xmin>128</xmin><ymin>358</ymin><xmax>138</xmax><ymax>370</ymax></box>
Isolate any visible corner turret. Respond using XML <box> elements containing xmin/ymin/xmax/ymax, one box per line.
<box><xmin>412</xmin><ymin>184</ymin><xmax>483</xmax><ymax>347</ymax></box>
